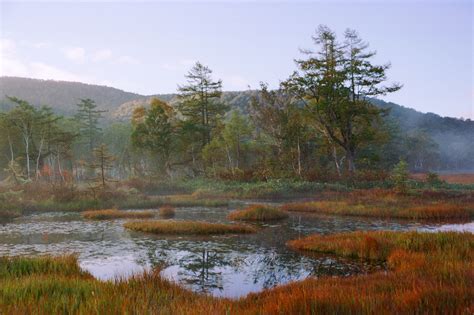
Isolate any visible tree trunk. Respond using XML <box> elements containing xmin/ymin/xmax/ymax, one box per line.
<box><xmin>297</xmin><ymin>137</ymin><xmax>302</xmax><ymax>177</ymax></box>
<box><xmin>35</xmin><ymin>137</ymin><xmax>45</xmax><ymax>180</ymax></box>
<box><xmin>346</xmin><ymin>149</ymin><xmax>356</xmax><ymax>174</ymax></box>
<box><xmin>24</xmin><ymin>134</ymin><xmax>31</xmax><ymax>180</ymax></box>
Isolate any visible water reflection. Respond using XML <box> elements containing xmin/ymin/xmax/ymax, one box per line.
<box><xmin>0</xmin><ymin>206</ymin><xmax>472</xmax><ymax>298</ymax></box>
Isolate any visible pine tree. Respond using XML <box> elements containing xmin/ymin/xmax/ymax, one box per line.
<box><xmin>177</xmin><ymin>62</ymin><xmax>228</xmax><ymax>147</ymax></box>
<box><xmin>75</xmin><ymin>99</ymin><xmax>107</xmax><ymax>155</ymax></box>
<box><xmin>88</xmin><ymin>144</ymin><xmax>115</xmax><ymax>188</ymax></box>
<box><xmin>284</xmin><ymin>25</ymin><xmax>401</xmax><ymax>174</ymax></box>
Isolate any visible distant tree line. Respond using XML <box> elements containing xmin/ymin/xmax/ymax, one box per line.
<box><xmin>0</xmin><ymin>26</ymin><xmax>463</xmax><ymax>185</ymax></box>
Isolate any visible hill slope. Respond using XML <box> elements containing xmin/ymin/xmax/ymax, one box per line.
<box><xmin>1</xmin><ymin>76</ymin><xmax>473</xmax><ymax>170</ymax></box>
<box><xmin>0</xmin><ymin>77</ymin><xmax>144</xmax><ymax>116</ymax></box>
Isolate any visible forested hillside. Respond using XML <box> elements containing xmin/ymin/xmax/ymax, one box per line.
<box><xmin>1</xmin><ymin>71</ymin><xmax>473</xmax><ymax>174</ymax></box>
<box><xmin>0</xmin><ymin>77</ymin><xmax>143</xmax><ymax>116</ymax></box>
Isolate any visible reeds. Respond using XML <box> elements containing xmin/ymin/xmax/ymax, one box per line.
<box><xmin>228</xmin><ymin>204</ymin><xmax>288</xmax><ymax>221</ymax></box>
<box><xmin>81</xmin><ymin>209</ymin><xmax>155</xmax><ymax>220</ymax></box>
<box><xmin>124</xmin><ymin>220</ymin><xmax>257</xmax><ymax>235</ymax></box>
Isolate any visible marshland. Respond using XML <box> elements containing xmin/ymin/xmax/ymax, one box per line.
<box><xmin>1</xmin><ymin>1</ymin><xmax>473</xmax><ymax>314</ymax></box>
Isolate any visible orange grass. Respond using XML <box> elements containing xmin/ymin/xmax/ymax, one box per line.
<box><xmin>81</xmin><ymin>209</ymin><xmax>155</xmax><ymax>220</ymax></box>
<box><xmin>412</xmin><ymin>173</ymin><xmax>474</xmax><ymax>184</ymax></box>
<box><xmin>159</xmin><ymin>205</ymin><xmax>176</xmax><ymax>218</ymax></box>
<box><xmin>124</xmin><ymin>219</ymin><xmax>256</xmax><ymax>235</ymax></box>
<box><xmin>2</xmin><ymin>231</ymin><xmax>472</xmax><ymax>314</ymax></box>
<box><xmin>228</xmin><ymin>204</ymin><xmax>288</xmax><ymax>221</ymax></box>
<box><xmin>281</xmin><ymin>189</ymin><xmax>474</xmax><ymax>220</ymax></box>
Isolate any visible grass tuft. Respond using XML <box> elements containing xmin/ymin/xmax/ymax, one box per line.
<box><xmin>228</xmin><ymin>204</ymin><xmax>288</xmax><ymax>221</ymax></box>
<box><xmin>124</xmin><ymin>219</ymin><xmax>256</xmax><ymax>235</ymax></box>
<box><xmin>159</xmin><ymin>205</ymin><xmax>176</xmax><ymax>218</ymax></box>
<box><xmin>81</xmin><ymin>209</ymin><xmax>155</xmax><ymax>220</ymax></box>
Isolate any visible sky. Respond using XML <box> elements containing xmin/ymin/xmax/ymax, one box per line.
<box><xmin>0</xmin><ymin>0</ymin><xmax>472</xmax><ymax>119</ymax></box>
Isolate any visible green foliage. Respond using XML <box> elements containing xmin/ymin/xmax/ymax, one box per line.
<box><xmin>177</xmin><ymin>62</ymin><xmax>228</xmax><ymax>147</ymax></box>
<box><xmin>426</xmin><ymin>172</ymin><xmax>444</xmax><ymax>187</ymax></box>
<box><xmin>131</xmin><ymin>98</ymin><xmax>176</xmax><ymax>175</ymax></box>
<box><xmin>203</xmin><ymin>110</ymin><xmax>255</xmax><ymax>177</ymax></box>
<box><xmin>75</xmin><ymin>98</ymin><xmax>106</xmax><ymax>153</ymax></box>
<box><xmin>391</xmin><ymin>160</ymin><xmax>410</xmax><ymax>193</ymax></box>
<box><xmin>284</xmin><ymin>25</ymin><xmax>401</xmax><ymax>174</ymax></box>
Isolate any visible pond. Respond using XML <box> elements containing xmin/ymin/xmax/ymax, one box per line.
<box><xmin>0</xmin><ymin>205</ymin><xmax>472</xmax><ymax>298</ymax></box>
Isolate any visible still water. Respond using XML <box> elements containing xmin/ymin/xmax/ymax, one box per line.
<box><xmin>0</xmin><ymin>206</ymin><xmax>472</xmax><ymax>298</ymax></box>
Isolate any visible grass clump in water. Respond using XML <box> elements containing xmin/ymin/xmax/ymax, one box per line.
<box><xmin>124</xmin><ymin>219</ymin><xmax>256</xmax><ymax>235</ymax></box>
<box><xmin>159</xmin><ymin>205</ymin><xmax>175</xmax><ymax>218</ymax></box>
<box><xmin>228</xmin><ymin>204</ymin><xmax>288</xmax><ymax>221</ymax></box>
<box><xmin>82</xmin><ymin>209</ymin><xmax>155</xmax><ymax>220</ymax></box>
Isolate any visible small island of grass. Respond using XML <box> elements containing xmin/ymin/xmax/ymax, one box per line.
<box><xmin>82</xmin><ymin>209</ymin><xmax>155</xmax><ymax>220</ymax></box>
<box><xmin>124</xmin><ymin>220</ymin><xmax>256</xmax><ymax>235</ymax></box>
<box><xmin>159</xmin><ymin>205</ymin><xmax>176</xmax><ymax>218</ymax></box>
<box><xmin>228</xmin><ymin>204</ymin><xmax>288</xmax><ymax>221</ymax></box>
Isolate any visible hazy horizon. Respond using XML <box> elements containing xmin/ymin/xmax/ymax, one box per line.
<box><xmin>1</xmin><ymin>1</ymin><xmax>473</xmax><ymax>119</ymax></box>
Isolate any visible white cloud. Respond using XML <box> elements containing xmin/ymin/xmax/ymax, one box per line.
<box><xmin>117</xmin><ymin>55</ymin><xmax>139</xmax><ymax>65</ymax></box>
<box><xmin>63</xmin><ymin>46</ymin><xmax>86</xmax><ymax>63</ymax></box>
<box><xmin>1</xmin><ymin>38</ymin><xmax>94</xmax><ymax>83</ymax></box>
<box><xmin>92</xmin><ymin>49</ymin><xmax>113</xmax><ymax>62</ymax></box>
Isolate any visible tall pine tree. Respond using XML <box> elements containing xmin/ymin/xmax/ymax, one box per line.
<box><xmin>75</xmin><ymin>98</ymin><xmax>106</xmax><ymax>155</ymax></box>
<box><xmin>177</xmin><ymin>62</ymin><xmax>228</xmax><ymax>147</ymax></box>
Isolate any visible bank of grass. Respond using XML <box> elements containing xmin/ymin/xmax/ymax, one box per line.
<box><xmin>159</xmin><ymin>205</ymin><xmax>175</xmax><ymax>218</ymax></box>
<box><xmin>2</xmin><ymin>230</ymin><xmax>472</xmax><ymax>314</ymax></box>
<box><xmin>82</xmin><ymin>209</ymin><xmax>155</xmax><ymax>220</ymax></box>
<box><xmin>124</xmin><ymin>220</ymin><xmax>256</xmax><ymax>235</ymax></box>
<box><xmin>228</xmin><ymin>204</ymin><xmax>288</xmax><ymax>221</ymax></box>
<box><xmin>282</xmin><ymin>189</ymin><xmax>474</xmax><ymax>220</ymax></box>
<box><xmin>0</xmin><ymin>209</ymin><xmax>21</xmax><ymax>219</ymax></box>
<box><xmin>188</xmin><ymin>179</ymin><xmax>349</xmax><ymax>199</ymax></box>
<box><xmin>4</xmin><ymin>193</ymin><xmax>229</xmax><ymax>218</ymax></box>
<box><xmin>158</xmin><ymin>194</ymin><xmax>229</xmax><ymax>207</ymax></box>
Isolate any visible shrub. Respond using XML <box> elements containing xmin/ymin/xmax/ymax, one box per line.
<box><xmin>391</xmin><ymin>160</ymin><xmax>410</xmax><ymax>193</ymax></box>
<box><xmin>426</xmin><ymin>172</ymin><xmax>444</xmax><ymax>187</ymax></box>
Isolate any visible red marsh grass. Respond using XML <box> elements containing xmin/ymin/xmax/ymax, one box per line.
<box><xmin>228</xmin><ymin>204</ymin><xmax>288</xmax><ymax>221</ymax></box>
<box><xmin>2</xmin><ymin>231</ymin><xmax>472</xmax><ymax>314</ymax></box>
<box><xmin>159</xmin><ymin>205</ymin><xmax>176</xmax><ymax>218</ymax></box>
<box><xmin>81</xmin><ymin>209</ymin><xmax>155</xmax><ymax>220</ymax></box>
<box><xmin>124</xmin><ymin>219</ymin><xmax>256</xmax><ymax>235</ymax></box>
<box><xmin>281</xmin><ymin>189</ymin><xmax>474</xmax><ymax>220</ymax></box>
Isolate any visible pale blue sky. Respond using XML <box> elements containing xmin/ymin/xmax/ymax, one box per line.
<box><xmin>0</xmin><ymin>1</ymin><xmax>472</xmax><ymax>118</ymax></box>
